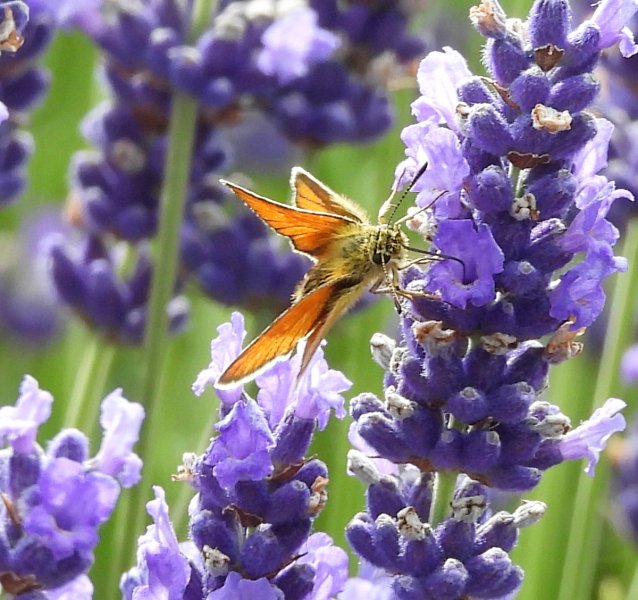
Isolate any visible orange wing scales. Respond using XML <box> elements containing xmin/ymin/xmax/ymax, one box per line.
<box><xmin>291</xmin><ymin>167</ymin><xmax>368</xmax><ymax>223</ymax></box>
<box><xmin>221</xmin><ymin>179</ymin><xmax>355</xmax><ymax>259</ymax></box>
<box><xmin>218</xmin><ymin>282</ymin><xmax>338</xmax><ymax>386</ymax></box>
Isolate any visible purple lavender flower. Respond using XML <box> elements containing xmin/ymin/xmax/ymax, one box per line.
<box><xmin>0</xmin><ymin>0</ymin><xmax>54</xmax><ymax>207</ymax></box>
<box><xmin>559</xmin><ymin>397</ymin><xmax>626</xmax><ymax>475</ymax></box>
<box><xmin>0</xmin><ymin>210</ymin><xmax>66</xmax><ymax>344</ymax></box>
<box><xmin>124</xmin><ymin>311</ymin><xmax>351</xmax><ymax>598</ymax></box>
<box><xmin>50</xmin><ymin>0</ymin><xmax>425</xmax><ymax>333</ymax></box>
<box><xmin>348</xmin><ymin>1</ymin><xmax>631</xmax><ymax>596</ymax></box>
<box><xmin>568</xmin><ymin>0</ymin><xmax>638</xmax><ymax>231</ymax></box>
<box><xmin>256</xmin><ymin>6</ymin><xmax>340</xmax><ymax>84</ymax></box>
<box><xmin>49</xmin><ymin>235</ymin><xmax>189</xmax><ymax>344</ymax></box>
<box><xmin>346</xmin><ymin>464</ymin><xmax>544</xmax><ymax>599</ymax></box>
<box><xmin>0</xmin><ymin>375</ymin><xmax>144</xmax><ymax>596</ymax></box>
<box><xmin>44</xmin><ymin>575</ymin><xmax>93</xmax><ymax>600</ymax></box>
<box><xmin>119</xmin><ymin>486</ymin><xmax>192</xmax><ymax>600</ymax></box>
<box><xmin>339</xmin><ymin>560</ymin><xmax>394</xmax><ymax>600</ymax></box>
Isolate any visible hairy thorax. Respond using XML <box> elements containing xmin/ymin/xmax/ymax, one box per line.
<box><xmin>295</xmin><ymin>223</ymin><xmax>408</xmax><ymax>299</ymax></box>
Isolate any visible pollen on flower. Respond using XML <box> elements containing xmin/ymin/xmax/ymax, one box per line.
<box><xmin>451</xmin><ymin>494</ymin><xmax>487</xmax><ymax>522</ymax></box>
<box><xmin>385</xmin><ymin>388</ymin><xmax>416</xmax><ymax>420</ymax></box>
<box><xmin>480</xmin><ymin>332</ymin><xmax>518</xmax><ymax>354</ymax></box>
<box><xmin>171</xmin><ymin>452</ymin><xmax>198</xmax><ymax>482</ymax></box>
<box><xmin>0</xmin><ymin>6</ymin><xmax>24</xmax><ymax>53</ymax></box>
<box><xmin>412</xmin><ymin>320</ymin><xmax>459</xmax><ymax>353</ymax></box>
<box><xmin>308</xmin><ymin>475</ymin><xmax>329</xmax><ymax>515</ymax></box>
<box><xmin>469</xmin><ymin>0</ymin><xmax>508</xmax><ymax>37</ymax></box>
<box><xmin>531</xmin><ymin>104</ymin><xmax>573</xmax><ymax>132</ymax></box>
<box><xmin>510</xmin><ymin>192</ymin><xmax>539</xmax><ymax>220</ymax></box>
<box><xmin>203</xmin><ymin>545</ymin><xmax>231</xmax><ymax>576</ymax></box>
<box><xmin>397</xmin><ymin>506</ymin><xmax>430</xmax><ymax>541</ymax></box>
<box><xmin>369</xmin><ymin>332</ymin><xmax>396</xmax><ymax>370</ymax></box>
<box><xmin>544</xmin><ymin>321</ymin><xmax>585</xmax><ymax>364</ymax></box>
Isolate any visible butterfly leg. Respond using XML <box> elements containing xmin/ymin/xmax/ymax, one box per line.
<box><xmin>369</xmin><ymin>278</ymin><xmax>404</xmax><ymax>312</ymax></box>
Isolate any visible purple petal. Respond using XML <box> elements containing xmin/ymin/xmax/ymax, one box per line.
<box><xmin>572</xmin><ymin>118</ymin><xmax>614</xmax><ymax>180</ymax></box>
<box><xmin>339</xmin><ymin>561</ymin><xmax>394</xmax><ymax>600</ymax></box>
<box><xmin>559</xmin><ymin>397</ymin><xmax>627</xmax><ymax>475</ymax></box>
<box><xmin>411</xmin><ymin>47</ymin><xmax>472</xmax><ymax>129</ymax></box>
<box><xmin>54</xmin><ymin>0</ymin><xmax>104</xmax><ymax>35</ymax></box>
<box><xmin>589</xmin><ymin>0</ymin><xmax>638</xmax><ymax>55</ymax></box>
<box><xmin>44</xmin><ymin>575</ymin><xmax>93</xmax><ymax>600</ymax></box>
<box><xmin>293</xmin><ymin>343</ymin><xmax>350</xmax><ymax>429</ymax></box>
<box><xmin>24</xmin><ymin>457</ymin><xmax>120</xmax><ymax>560</ymax></box>
<box><xmin>561</xmin><ymin>180</ymin><xmax>621</xmax><ymax>254</ymax></box>
<box><xmin>257</xmin><ymin>7</ymin><xmax>340</xmax><ymax>84</ymax></box>
<box><xmin>208</xmin><ymin>571</ymin><xmax>281</xmax><ymax>599</ymax></box>
<box><xmin>550</xmin><ymin>246</ymin><xmax>627</xmax><ymax>328</ymax></box>
<box><xmin>0</xmin><ymin>375</ymin><xmax>52</xmax><ymax>454</ymax></box>
<box><xmin>394</xmin><ymin>124</ymin><xmax>469</xmax><ymax>219</ymax></box>
<box><xmin>193</xmin><ymin>311</ymin><xmax>246</xmax><ymax>407</ymax></box>
<box><xmin>426</xmin><ymin>220</ymin><xmax>504</xmax><ymax>308</ymax></box>
<box><xmin>257</xmin><ymin>341</ymin><xmax>350</xmax><ymax>430</ymax></box>
<box><xmin>93</xmin><ymin>389</ymin><xmax>144</xmax><ymax>487</ymax></box>
<box><xmin>296</xmin><ymin>533</ymin><xmax>349</xmax><ymax>599</ymax></box>
<box><xmin>256</xmin><ymin>355</ymin><xmax>298</xmax><ymax>427</ymax></box>
<box><xmin>206</xmin><ymin>398</ymin><xmax>274</xmax><ymax>488</ymax></box>
<box><xmin>130</xmin><ymin>487</ymin><xmax>191</xmax><ymax>600</ymax></box>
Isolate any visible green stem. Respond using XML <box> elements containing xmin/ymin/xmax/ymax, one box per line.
<box><xmin>105</xmin><ymin>3</ymin><xmax>216</xmax><ymax>594</ymax></box>
<box><xmin>429</xmin><ymin>470</ymin><xmax>457</xmax><ymax>525</ymax></box>
<box><xmin>115</xmin><ymin>90</ymin><xmax>198</xmax><ymax>581</ymax></box>
<box><xmin>627</xmin><ymin>562</ymin><xmax>638</xmax><ymax>599</ymax></box>
<box><xmin>557</xmin><ymin>218</ymin><xmax>638</xmax><ymax>600</ymax></box>
<box><xmin>62</xmin><ymin>333</ymin><xmax>115</xmax><ymax>432</ymax></box>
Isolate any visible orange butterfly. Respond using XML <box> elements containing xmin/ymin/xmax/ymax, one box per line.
<box><xmin>217</xmin><ymin>167</ymin><xmax>416</xmax><ymax>388</ymax></box>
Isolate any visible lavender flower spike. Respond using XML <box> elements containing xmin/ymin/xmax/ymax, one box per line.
<box><xmin>125</xmin><ymin>312</ymin><xmax>350</xmax><ymax>598</ymax></box>
<box><xmin>348</xmin><ymin>0</ymin><xmax>631</xmax><ymax>596</ymax></box>
<box><xmin>120</xmin><ymin>486</ymin><xmax>191</xmax><ymax>600</ymax></box>
<box><xmin>0</xmin><ymin>376</ymin><xmax>144</xmax><ymax>596</ymax></box>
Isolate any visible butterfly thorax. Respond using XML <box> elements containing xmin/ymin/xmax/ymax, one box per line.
<box><xmin>294</xmin><ymin>222</ymin><xmax>407</xmax><ymax>300</ymax></box>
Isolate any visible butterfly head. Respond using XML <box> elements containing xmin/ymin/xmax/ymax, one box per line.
<box><xmin>370</xmin><ymin>224</ymin><xmax>408</xmax><ymax>268</ymax></box>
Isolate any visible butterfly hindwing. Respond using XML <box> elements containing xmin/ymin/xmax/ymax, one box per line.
<box><xmin>217</xmin><ymin>281</ymin><xmax>340</xmax><ymax>387</ymax></box>
<box><xmin>291</xmin><ymin>167</ymin><xmax>369</xmax><ymax>223</ymax></box>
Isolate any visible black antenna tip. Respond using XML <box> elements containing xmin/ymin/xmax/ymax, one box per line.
<box><xmin>406</xmin><ymin>162</ymin><xmax>429</xmax><ymax>194</ymax></box>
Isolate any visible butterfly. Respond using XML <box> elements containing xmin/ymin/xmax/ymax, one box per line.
<box><xmin>216</xmin><ymin>166</ymin><xmax>427</xmax><ymax>388</ymax></box>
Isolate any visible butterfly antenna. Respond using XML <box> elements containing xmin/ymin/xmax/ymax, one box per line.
<box><xmin>394</xmin><ymin>188</ymin><xmax>450</xmax><ymax>227</ymax></box>
<box><xmin>401</xmin><ymin>245</ymin><xmax>467</xmax><ymax>281</ymax></box>
<box><xmin>379</xmin><ymin>162</ymin><xmax>429</xmax><ymax>225</ymax></box>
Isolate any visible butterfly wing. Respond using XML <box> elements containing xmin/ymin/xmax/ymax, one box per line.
<box><xmin>221</xmin><ymin>179</ymin><xmax>356</xmax><ymax>259</ymax></box>
<box><xmin>217</xmin><ymin>281</ymin><xmax>342</xmax><ymax>387</ymax></box>
<box><xmin>291</xmin><ymin>167</ymin><xmax>369</xmax><ymax>223</ymax></box>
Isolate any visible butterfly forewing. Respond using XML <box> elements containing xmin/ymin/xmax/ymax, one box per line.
<box><xmin>221</xmin><ymin>179</ymin><xmax>355</xmax><ymax>259</ymax></box>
